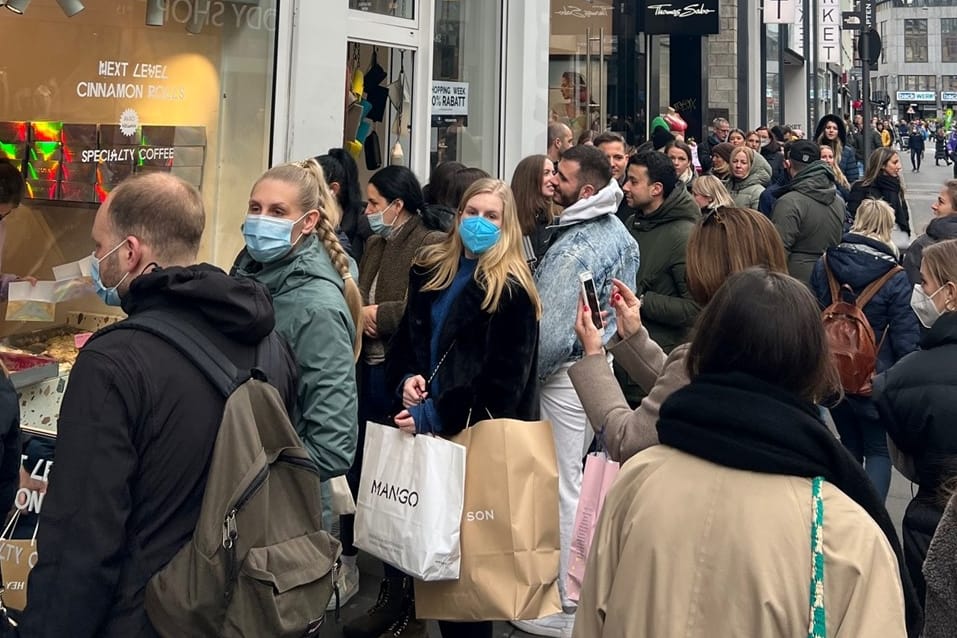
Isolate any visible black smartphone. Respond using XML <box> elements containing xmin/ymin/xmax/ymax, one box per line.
<box><xmin>579</xmin><ymin>271</ymin><xmax>604</xmax><ymax>334</ymax></box>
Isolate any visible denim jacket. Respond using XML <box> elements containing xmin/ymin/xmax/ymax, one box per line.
<box><xmin>535</xmin><ymin>179</ymin><xmax>641</xmax><ymax>380</ymax></box>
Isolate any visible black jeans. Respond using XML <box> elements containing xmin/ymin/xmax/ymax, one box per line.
<box><xmin>438</xmin><ymin>621</ymin><xmax>493</xmax><ymax>638</ymax></box>
<box><xmin>911</xmin><ymin>149</ymin><xmax>923</xmax><ymax>170</ymax></box>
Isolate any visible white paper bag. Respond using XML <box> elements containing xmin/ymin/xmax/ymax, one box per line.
<box><xmin>355</xmin><ymin>422</ymin><xmax>466</xmax><ymax>581</ymax></box>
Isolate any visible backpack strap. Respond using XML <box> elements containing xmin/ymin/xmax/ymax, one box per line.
<box><xmin>823</xmin><ymin>255</ymin><xmax>841</xmax><ymax>304</ymax></box>
<box><xmin>855</xmin><ymin>265</ymin><xmax>904</xmax><ymax>310</ymax></box>
<box><xmin>94</xmin><ymin>310</ymin><xmax>245</xmax><ymax>398</ymax></box>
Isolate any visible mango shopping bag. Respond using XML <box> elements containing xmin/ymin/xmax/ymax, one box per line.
<box><xmin>355</xmin><ymin>422</ymin><xmax>466</xmax><ymax>581</ymax></box>
<box><xmin>566</xmin><ymin>452</ymin><xmax>620</xmax><ymax>603</ymax></box>
<box><xmin>415</xmin><ymin>417</ymin><xmax>562</xmax><ymax>621</ymax></box>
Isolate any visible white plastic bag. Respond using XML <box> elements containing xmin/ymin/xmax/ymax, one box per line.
<box><xmin>355</xmin><ymin>422</ymin><xmax>466</xmax><ymax>581</ymax></box>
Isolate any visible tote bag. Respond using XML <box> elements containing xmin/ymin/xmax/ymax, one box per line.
<box><xmin>355</xmin><ymin>422</ymin><xmax>466</xmax><ymax>581</ymax></box>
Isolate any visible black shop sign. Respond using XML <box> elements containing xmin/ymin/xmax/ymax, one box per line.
<box><xmin>643</xmin><ymin>1</ymin><xmax>719</xmax><ymax>36</ymax></box>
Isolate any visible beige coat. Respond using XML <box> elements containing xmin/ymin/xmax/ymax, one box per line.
<box><xmin>568</xmin><ymin>326</ymin><xmax>689</xmax><ymax>462</ymax></box>
<box><xmin>574</xmin><ymin>446</ymin><xmax>906</xmax><ymax>638</ymax></box>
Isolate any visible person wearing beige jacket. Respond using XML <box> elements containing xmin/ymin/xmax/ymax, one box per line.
<box><xmin>574</xmin><ymin>268</ymin><xmax>922</xmax><ymax>638</ymax></box>
<box><xmin>569</xmin><ymin>207</ymin><xmax>789</xmax><ymax>462</ymax></box>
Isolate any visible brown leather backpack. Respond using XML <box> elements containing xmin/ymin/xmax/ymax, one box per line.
<box><xmin>822</xmin><ymin>256</ymin><xmax>902</xmax><ymax>396</ymax></box>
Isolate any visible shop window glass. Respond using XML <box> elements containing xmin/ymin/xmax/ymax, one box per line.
<box><xmin>943</xmin><ymin>19</ymin><xmax>957</xmax><ymax>63</ymax></box>
<box><xmin>904</xmin><ymin>19</ymin><xmax>928</xmax><ymax>63</ymax></box>
<box><xmin>765</xmin><ymin>24</ymin><xmax>781</xmax><ymax>126</ymax></box>
<box><xmin>943</xmin><ymin>76</ymin><xmax>957</xmax><ymax>92</ymax></box>
<box><xmin>0</xmin><ymin>1</ymin><xmax>276</xmax><ymax>283</ymax></box>
<box><xmin>430</xmin><ymin>0</ymin><xmax>501</xmax><ymax>175</ymax></box>
<box><xmin>349</xmin><ymin>0</ymin><xmax>414</xmax><ymax>20</ymax></box>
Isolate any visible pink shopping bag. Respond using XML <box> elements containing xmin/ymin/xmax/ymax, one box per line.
<box><xmin>565</xmin><ymin>452</ymin><xmax>620</xmax><ymax>603</ymax></box>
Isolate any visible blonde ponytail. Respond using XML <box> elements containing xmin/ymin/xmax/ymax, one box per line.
<box><xmin>257</xmin><ymin>158</ymin><xmax>364</xmax><ymax>359</ymax></box>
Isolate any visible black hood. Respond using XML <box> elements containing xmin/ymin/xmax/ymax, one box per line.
<box><xmin>122</xmin><ymin>264</ymin><xmax>276</xmax><ymax>345</ymax></box>
<box><xmin>814</xmin><ymin>114</ymin><xmax>848</xmax><ymax>147</ymax></box>
<box><xmin>927</xmin><ymin>214</ymin><xmax>957</xmax><ymax>241</ymax></box>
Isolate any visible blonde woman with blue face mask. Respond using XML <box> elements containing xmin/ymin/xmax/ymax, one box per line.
<box><xmin>875</xmin><ymin>238</ymin><xmax>957</xmax><ymax>607</ymax></box>
<box><xmin>232</xmin><ymin>159</ymin><xmax>362</xmax><ymax>486</ymax></box>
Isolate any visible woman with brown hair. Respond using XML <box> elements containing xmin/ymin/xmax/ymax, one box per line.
<box><xmin>569</xmin><ymin>207</ymin><xmax>787</xmax><ymax>462</ymax></box>
<box><xmin>875</xmin><ymin>238</ymin><xmax>957</xmax><ymax>609</ymax></box>
<box><xmin>903</xmin><ymin>179</ymin><xmax>957</xmax><ymax>285</ymax></box>
<box><xmin>848</xmin><ymin>147</ymin><xmax>911</xmax><ymax>236</ymax></box>
<box><xmin>576</xmin><ymin>268</ymin><xmax>920</xmax><ymax>638</ymax></box>
<box><xmin>510</xmin><ymin>154</ymin><xmax>556</xmax><ymax>268</ymax></box>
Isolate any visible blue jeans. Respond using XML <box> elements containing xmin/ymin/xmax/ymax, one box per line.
<box><xmin>831</xmin><ymin>395</ymin><xmax>891</xmax><ymax>501</ymax></box>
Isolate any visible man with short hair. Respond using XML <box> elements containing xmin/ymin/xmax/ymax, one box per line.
<box><xmin>547</xmin><ymin>121</ymin><xmax>574</xmax><ymax>165</ymax></box>
<box><xmin>19</xmin><ymin>173</ymin><xmax>298</xmax><ymax>637</ymax></box>
<box><xmin>515</xmin><ymin>144</ymin><xmax>639</xmax><ymax>637</ymax></box>
<box><xmin>594</xmin><ymin>131</ymin><xmax>634</xmax><ymax>223</ymax></box>
<box><xmin>698</xmin><ymin>116</ymin><xmax>730</xmax><ymax>174</ymax></box>
<box><xmin>771</xmin><ymin>140</ymin><xmax>845</xmax><ymax>286</ymax></box>
<box><xmin>618</xmin><ymin>150</ymin><xmax>700</xmax><ymax>404</ymax></box>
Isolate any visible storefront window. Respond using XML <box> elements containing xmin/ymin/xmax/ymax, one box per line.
<box><xmin>904</xmin><ymin>19</ymin><xmax>928</xmax><ymax>63</ymax></box>
<box><xmin>0</xmin><ymin>0</ymin><xmax>277</xmax><ymax>303</ymax></box>
<box><xmin>349</xmin><ymin>0</ymin><xmax>414</xmax><ymax>21</ymax></box>
<box><xmin>430</xmin><ymin>0</ymin><xmax>501</xmax><ymax>175</ymax></box>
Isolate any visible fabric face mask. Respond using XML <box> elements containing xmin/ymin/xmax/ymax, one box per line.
<box><xmin>243</xmin><ymin>213</ymin><xmax>309</xmax><ymax>263</ymax></box>
<box><xmin>91</xmin><ymin>239</ymin><xmax>130</xmax><ymax>307</ymax></box>
<box><xmin>368</xmin><ymin>201</ymin><xmax>397</xmax><ymax>238</ymax></box>
<box><xmin>459</xmin><ymin>216</ymin><xmax>501</xmax><ymax>255</ymax></box>
<box><xmin>759</xmin><ymin>138</ymin><xmax>770</xmax><ymax>148</ymax></box>
<box><xmin>910</xmin><ymin>283</ymin><xmax>946</xmax><ymax>329</ymax></box>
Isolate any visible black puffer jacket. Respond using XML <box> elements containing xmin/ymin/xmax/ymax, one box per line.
<box><xmin>18</xmin><ymin>265</ymin><xmax>298</xmax><ymax>638</ymax></box>
<box><xmin>903</xmin><ymin>214</ymin><xmax>957</xmax><ymax>285</ymax></box>
<box><xmin>874</xmin><ymin>311</ymin><xmax>957</xmax><ymax>604</ymax></box>
<box><xmin>847</xmin><ymin>174</ymin><xmax>911</xmax><ymax>235</ymax></box>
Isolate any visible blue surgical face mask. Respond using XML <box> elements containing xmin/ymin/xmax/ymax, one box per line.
<box><xmin>243</xmin><ymin>212</ymin><xmax>309</xmax><ymax>263</ymax></box>
<box><xmin>91</xmin><ymin>239</ymin><xmax>130</xmax><ymax>307</ymax></box>
<box><xmin>459</xmin><ymin>216</ymin><xmax>501</xmax><ymax>255</ymax></box>
<box><xmin>367</xmin><ymin>201</ymin><xmax>397</xmax><ymax>238</ymax></box>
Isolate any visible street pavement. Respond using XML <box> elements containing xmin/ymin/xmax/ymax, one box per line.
<box><xmin>319</xmin><ymin>157</ymin><xmax>954</xmax><ymax>638</ymax></box>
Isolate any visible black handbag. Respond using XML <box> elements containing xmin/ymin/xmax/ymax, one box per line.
<box><xmin>365</xmin><ymin>128</ymin><xmax>382</xmax><ymax>170</ymax></box>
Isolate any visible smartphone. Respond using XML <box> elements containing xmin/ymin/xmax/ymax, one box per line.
<box><xmin>579</xmin><ymin>271</ymin><xmax>604</xmax><ymax>334</ymax></box>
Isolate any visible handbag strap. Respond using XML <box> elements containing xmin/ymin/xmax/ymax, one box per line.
<box><xmin>427</xmin><ymin>340</ymin><xmax>455</xmax><ymax>385</ymax></box>
<box><xmin>808</xmin><ymin>476</ymin><xmax>826</xmax><ymax>638</ymax></box>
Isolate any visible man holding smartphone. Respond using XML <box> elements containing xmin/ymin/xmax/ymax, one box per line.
<box><xmin>516</xmin><ymin>145</ymin><xmax>640</xmax><ymax>638</ymax></box>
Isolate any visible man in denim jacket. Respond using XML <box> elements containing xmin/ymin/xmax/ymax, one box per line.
<box><xmin>514</xmin><ymin>144</ymin><xmax>640</xmax><ymax>638</ymax></box>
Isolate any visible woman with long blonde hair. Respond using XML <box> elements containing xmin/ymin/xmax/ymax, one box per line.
<box><xmin>387</xmin><ymin>178</ymin><xmax>542</xmax><ymax>638</ymax></box>
<box><xmin>691</xmin><ymin>174</ymin><xmax>735</xmax><ymax>212</ymax></box>
<box><xmin>232</xmin><ymin>157</ymin><xmax>362</xmax><ymax>488</ymax></box>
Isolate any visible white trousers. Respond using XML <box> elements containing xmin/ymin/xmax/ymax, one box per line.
<box><xmin>540</xmin><ymin>362</ymin><xmax>595</xmax><ymax>610</ymax></box>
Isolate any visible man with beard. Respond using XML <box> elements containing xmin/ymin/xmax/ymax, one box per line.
<box><xmin>617</xmin><ymin>150</ymin><xmax>700</xmax><ymax>406</ymax></box>
<box><xmin>516</xmin><ymin>144</ymin><xmax>639</xmax><ymax>638</ymax></box>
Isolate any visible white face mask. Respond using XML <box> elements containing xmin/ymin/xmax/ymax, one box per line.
<box><xmin>910</xmin><ymin>283</ymin><xmax>947</xmax><ymax>329</ymax></box>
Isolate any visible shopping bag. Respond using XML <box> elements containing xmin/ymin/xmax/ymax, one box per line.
<box><xmin>355</xmin><ymin>422</ymin><xmax>466</xmax><ymax>581</ymax></box>
<box><xmin>415</xmin><ymin>417</ymin><xmax>562</xmax><ymax>621</ymax></box>
<box><xmin>565</xmin><ymin>452</ymin><xmax>620</xmax><ymax>603</ymax></box>
<box><xmin>0</xmin><ymin>511</ymin><xmax>38</xmax><ymax>611</ymax></box>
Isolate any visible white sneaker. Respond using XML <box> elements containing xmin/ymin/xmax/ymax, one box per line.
<box><xmin>326</xmin><ymin>559</ymin><xmax>360</xmax><ymax>611</ymax></box>
<box><xmin>511</xmin><ymin>612</ymin><xmax>575</xmax><ymax>637</ymax></box>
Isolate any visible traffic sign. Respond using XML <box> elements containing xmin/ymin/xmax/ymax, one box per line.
<box><xmin>843</xmin><ymin>11</ymin><xmax>861</xmax><ymax>30</ymax></box>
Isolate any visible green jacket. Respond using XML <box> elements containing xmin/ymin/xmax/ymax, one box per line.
<box><xmin>234</xmin><ymin>235</ymin><xmax>359</xmax><ymax>481</ymax></box>
<box><xmin>626</xmin><ymin>185</ymin><xmax>701</xmax><ymax>352</ymax></box>
<box><xmin>771</xmin><ymin>161</ymin><xmax>845</xmax><ymax>286</ymax></box>
<box><xmin>724</xmin><ymin>159</ymin><xmax>767</xmax><ymax>210</ymax></box>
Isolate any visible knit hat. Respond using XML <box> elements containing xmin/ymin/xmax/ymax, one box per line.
<box><xmin>712</xmin><ymin>142</ymin><xmax>734</xmax><ymax>163</ymax></box>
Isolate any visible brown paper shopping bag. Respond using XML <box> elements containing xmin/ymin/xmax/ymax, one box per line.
<box><xmin>0</xmin><ymin>511</ymin><xmax>38</xmax><ymax>611</ymax></box>
<box><xmin>414</xmin><ymin>417</ymin><xmax>562</xmax><ymax>621</ymax></box>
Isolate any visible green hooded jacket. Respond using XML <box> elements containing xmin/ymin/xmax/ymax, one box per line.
<box><xmin>234</xmin><ymin>235</ymin><xmax>359</xmax><ymax>481</ymax></box>
<box><xmin>724</xmin><ymin>156</ymin><xmax>767</xmax><ymax>210</ymax></box>
<box><xmin>771</xmin><ymin>161</ymin><xmax>845</xmax><ymax>286</ymax></box>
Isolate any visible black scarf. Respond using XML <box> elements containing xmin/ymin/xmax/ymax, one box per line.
<box><xmin>657</xmin><ymin>372</ymin><xmax>923</xmax><ymax>637</ymax></box>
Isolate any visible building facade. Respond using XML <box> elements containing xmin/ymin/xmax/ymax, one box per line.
<box><xmin>872</xmin><ymin>0</ymin><xmax>957</xmax><ymax>122</ymax></box>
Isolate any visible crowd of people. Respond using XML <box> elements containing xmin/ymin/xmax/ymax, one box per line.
<box><xmin>0</xmin><ymin>103</ymin><xmax>955</xmax><ymax>637</ymax></box>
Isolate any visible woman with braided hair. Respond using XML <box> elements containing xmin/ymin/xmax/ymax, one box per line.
<box><xmin>232</xmin><ymin>158</ymin><xmax>362</xmax><ymax>499</ymax></box>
